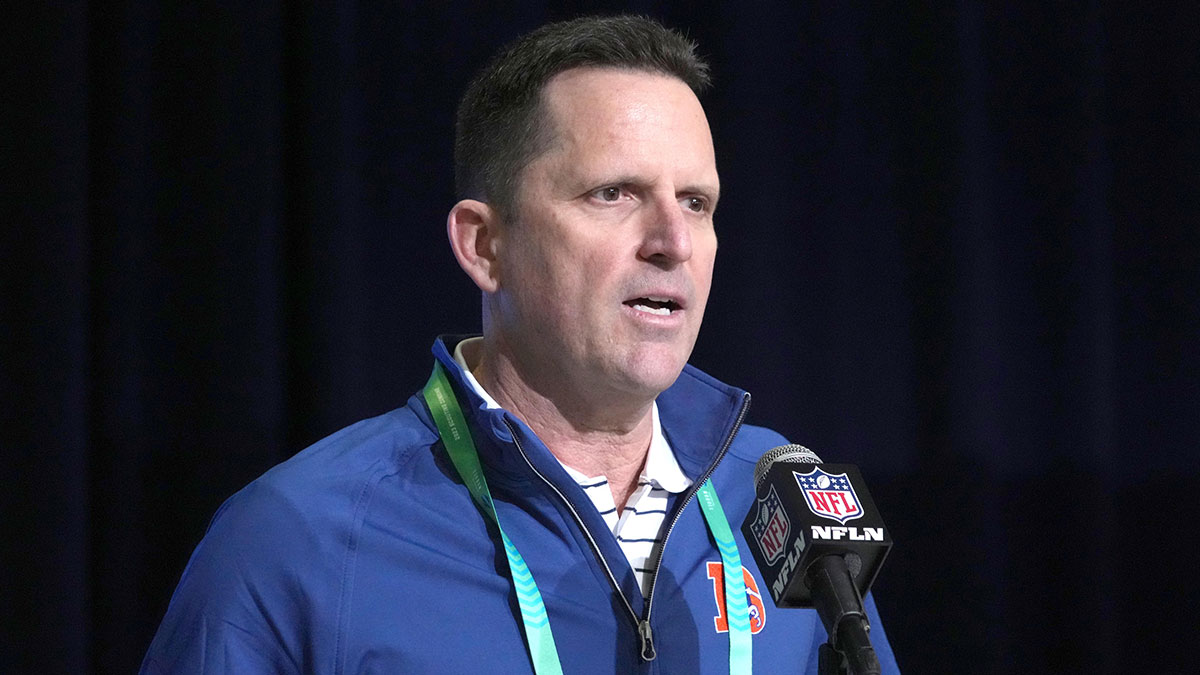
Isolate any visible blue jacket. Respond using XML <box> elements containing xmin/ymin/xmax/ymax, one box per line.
<box><xmin>142</xmin><ymin>337</ymin><xmax>899</xmax><ymax>673</ymax></box>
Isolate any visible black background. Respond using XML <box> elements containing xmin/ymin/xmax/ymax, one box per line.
<box><xmin>4</xmin><ymin>2</ymin><xmax>1198</xmax><ymax>673</ymax></box>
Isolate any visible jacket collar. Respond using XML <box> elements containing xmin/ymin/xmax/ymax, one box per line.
<box><xmin>427</xmin><ymin>335</ymin><xmax>749</xmax><ymax>484</ymax></box>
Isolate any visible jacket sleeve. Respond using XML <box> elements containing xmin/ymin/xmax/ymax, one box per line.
<box><xmin>139</xmin><ymin>480</ymin><xmax>334</xmax><ymax>674</ymax></box>
<box><xmin>865</xmin><ymin>592</ymin><xmax>901</xmax><ymax>673</ymax></box>
<box><xmin>139</xmin><ymin>612</ymin><xmax>298</xmax><ymax>674</ymax></box>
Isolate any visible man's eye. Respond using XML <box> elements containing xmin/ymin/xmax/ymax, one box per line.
<box><xmin>596</xmin><ymin>186</ymin><xmax>622</xmax><ymax>202</ymax></box>
<box><xmin>685</xmin><ymin>196</ymin><xmax>707</xmax><ymax>212</ymax></box>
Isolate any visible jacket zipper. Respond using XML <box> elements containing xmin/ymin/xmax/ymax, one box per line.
<box><xmin>505</xmin><ymin>420</ymin><xmax>640</xmax><ymax>625</ymax></box>
<box><xmin>504</xmin><ymin>391</ymin><xmax>752</xmax><ymax>664</ymax></box>
<box><xmin>638</xmin><ymin>392</ymin><xmax>750</xmax><ymax>661</ymax></box>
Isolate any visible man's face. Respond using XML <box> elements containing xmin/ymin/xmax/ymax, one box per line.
<box><xmin>489</xmin><ymin>67</ymin><xmax>719</xmax><ymax>403</ymax></box>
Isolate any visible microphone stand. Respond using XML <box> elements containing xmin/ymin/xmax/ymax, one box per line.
<box><xmin>819</xmin><ymin>642</ymin><xmax>847</xmax><ymax>675</ymax></box>
<box><xmin>808</xmin><ymin>555</ymin><xmax>881</xmax><ymax>675</ymax></box>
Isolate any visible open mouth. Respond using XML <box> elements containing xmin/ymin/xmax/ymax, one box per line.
<box><xmin>625</xmin><ymin>296</ymin><xmax>680</xmax><ymax>316</ymax></box>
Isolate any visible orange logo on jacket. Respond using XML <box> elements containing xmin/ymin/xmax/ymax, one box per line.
<box><xmin>706</xmin><ymin>561</ymin><xmax>766</xmax><ymax>634</ymax></box>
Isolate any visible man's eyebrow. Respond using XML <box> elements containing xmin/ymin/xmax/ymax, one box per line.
<box><xmin>679</xmin><ymin>183</ymin><xmax>721</xmax><ymax>201</ymax></box>
<box><xmin>587</xmin><ymin>174</ymin><xmax>647</xmax><ymax>188</ymax></box>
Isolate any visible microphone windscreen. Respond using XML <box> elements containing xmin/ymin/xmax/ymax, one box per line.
<box><xmin>753</xmin><ymin>444</ymin><xmax>822</xmax><ymax>487</ymax></box>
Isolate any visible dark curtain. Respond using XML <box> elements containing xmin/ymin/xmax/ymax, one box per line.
<box><xmin>4</xmin><ymin>2</ymin><xmax>1197</xmax><ymax>673</ymax></box>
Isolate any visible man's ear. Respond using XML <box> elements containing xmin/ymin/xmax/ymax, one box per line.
<box><xmin>447</xmin><ymin>199</ymin><xmax>502</xmax><ymax>294</ymax></box>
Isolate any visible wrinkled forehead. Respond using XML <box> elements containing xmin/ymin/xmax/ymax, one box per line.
<box><xmin>538</xmin><ymin>66</ymin><xmax>711</xmax><ymax>141</ymax></box>
<box><xmin>522</xmin><ymin>67</ymin><xmax>717</xmax><ymax>191</ymax></box>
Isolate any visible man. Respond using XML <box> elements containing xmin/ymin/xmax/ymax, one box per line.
<box><xmin>143</xmin><ymin>15</ymin><xmax>899</xmax><ymax>673</ymax></box>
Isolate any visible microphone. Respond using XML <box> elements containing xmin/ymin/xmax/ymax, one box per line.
<box><xmin>741</xmin><ymin>445</ymin><xmax>892</xmax><ymax>675</ymax></box>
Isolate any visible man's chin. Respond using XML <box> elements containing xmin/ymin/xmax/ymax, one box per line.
<box><xmin>612</xmin><ymin>353</ymin><xmax>690</xmax><ymax>397</ymax></box>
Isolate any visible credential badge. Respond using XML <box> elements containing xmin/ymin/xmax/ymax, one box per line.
<box><xmin>794</xmin><ymin>468</ymin><xmax>864</xmax><ymax>524</ymax></box>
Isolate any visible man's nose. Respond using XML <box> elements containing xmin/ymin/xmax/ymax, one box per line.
<box><xmin>637</xmin><ymin>195</ymin><xmax>693</xmax><ymax>267</ymax></box>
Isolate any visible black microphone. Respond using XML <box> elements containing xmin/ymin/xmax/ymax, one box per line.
<box><xmin>741</xmin><ymin>445</ymin><xmax>892</xmax><ymax>675</ymax></box>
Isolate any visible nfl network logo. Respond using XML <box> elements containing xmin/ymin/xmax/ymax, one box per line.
<box><xmin>794</xmin><ymin>468</ymin><xmax>864</xmax><ymax>524</ymax></box>
<box><xmin>750</xmin><ymin>484</ymin><xmax>790</xmax><ymax>565</ymax></box>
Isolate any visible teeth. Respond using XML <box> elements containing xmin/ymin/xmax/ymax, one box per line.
<box><xmin>633</xmin><ymin>304</ymin><xmax>672</xmax><ymax>316</ymax></box>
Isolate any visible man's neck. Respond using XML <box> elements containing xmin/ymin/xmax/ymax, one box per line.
<box><xmin>463</xmin><ymin>338</ymin><xmax>654</xmax><ymax>511</ymax></box>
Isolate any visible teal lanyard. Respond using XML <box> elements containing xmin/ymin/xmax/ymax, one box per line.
<box><xmin>697</xmin><ymin>480</ymin><xmax>753</xmax><ymax>675</ymax></box>
<box><xmin>423</xmin><ymin>362</ymin><xmax>752</xmax><ymax>674</ymax></box>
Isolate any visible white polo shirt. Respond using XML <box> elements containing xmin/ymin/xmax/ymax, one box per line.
<box><xmin>453</xmin><ymin>338</ymin><xmax>692</xmax><ymax>595</ymax></box>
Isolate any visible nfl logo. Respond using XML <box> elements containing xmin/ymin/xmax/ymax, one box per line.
<box><xmin>750</xmin><ymin>484</ymin><xmax>790</xmax><ymax>565</ymax></box>
<box><xmin>794</xmin><ymin>468</ymin><xmax>864</xmax><ymax>524</ymax></box>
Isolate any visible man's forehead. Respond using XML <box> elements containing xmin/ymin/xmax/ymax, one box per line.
<box><xmin>537</xmin><ymin>67</ymin><xmax>714</xmax><ymax>156</ymax></box>
<box><xmin>540</xmin><ymin>65</ymin><xmax>696</xmax><ymax>110</ymax></box>
<box><xmin>500</xmin><ymin>65</ymin><xmax>718</xmax><ymax>215</ymax></box>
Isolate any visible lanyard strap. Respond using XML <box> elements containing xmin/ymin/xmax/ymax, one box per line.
<box><xmin>423</xmin><ymin>361</ymin><xmax>752</xmax><ymax>674</ymax></box>
<box><xmin>698</xmin><ymin>479</ymin><xmax>754</xmax><ymax>674</ymax></box>
<box><xmin>424</xmin><ymin>363</ymin><xmax>564</xmax><ymax>675</ymax></box>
